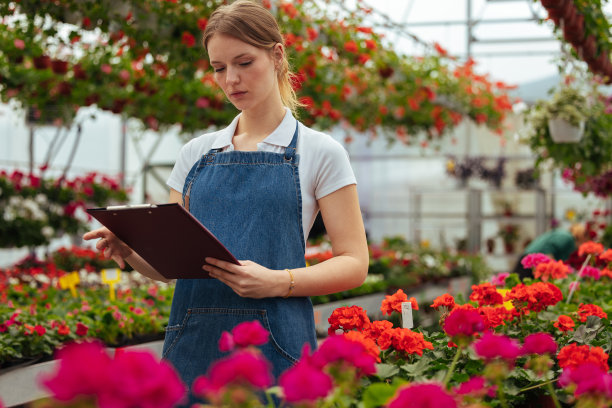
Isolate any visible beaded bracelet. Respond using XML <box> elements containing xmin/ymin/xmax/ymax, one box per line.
<box><xmin>283</xmin><ymin>268</ymin><xmax>295</xmax><ymax>298</ymax></box>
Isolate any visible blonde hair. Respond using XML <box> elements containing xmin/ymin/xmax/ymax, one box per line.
<box><xmin>570</xmin><ymin>223</ymin><xmax>586</xmax><ymax>243</ymax></box>
<box><xmin>202</xmin><ymin>0</ymin><xmax>301</xmax><ymax>115</ymax></box>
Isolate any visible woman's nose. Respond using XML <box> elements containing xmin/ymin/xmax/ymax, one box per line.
<box><xmin>226</xmin><ymin>66</ymin><xmax>239</xmax><ymax>84</ymax></box>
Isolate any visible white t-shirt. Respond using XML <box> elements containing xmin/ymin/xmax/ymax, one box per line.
<box><xmin>166</xmin><ymin>108</ymin><xmax>357</xmax><ymax>243</ymax></box>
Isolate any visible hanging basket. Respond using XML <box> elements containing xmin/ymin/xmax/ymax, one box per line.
<box><xmin>547</xmin><ymin>117</ymin><xmax>585</xmax><ymax>143</ymax></box>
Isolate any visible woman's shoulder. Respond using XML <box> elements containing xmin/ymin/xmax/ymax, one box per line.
<box><xmin>298</xmin><ymin>123</ymin><xmax>347</xmax><ymax>155</ymax></box>
<box><xmin>180</xmin><ymin>128</ymin><xmax>229</xmax><ymax>157</ymax></box>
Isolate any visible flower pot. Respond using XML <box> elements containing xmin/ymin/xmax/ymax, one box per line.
<box><xmin>547</xmin><ymin>117</ymin><xmax>584</xmax><ymax>143</ymax></box>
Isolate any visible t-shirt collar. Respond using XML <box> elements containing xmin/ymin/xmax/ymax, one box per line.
<box><xmin>211</xmin><ymin>108</ymin><xmax>296</xmax><ymax>150</ymax></box>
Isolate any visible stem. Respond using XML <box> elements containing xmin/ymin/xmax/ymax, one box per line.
<box><xmin>518</xmin><ymin>379</ymin><xmax>557</xmax><ymax>393</ymax></box>
<box><xmin>497</xmin><ymin>380</ymin><xmax>509</xmax><ymax>408</ymax></box>
<box><xmin>546</xmin><ymin>381</ymin><xmax>562</xmax><ymax>408</ymax></box>
<box><xmin>443</xmin><ymin>344</ymin><xmax>463</xmax><ymax>386</ymax></box>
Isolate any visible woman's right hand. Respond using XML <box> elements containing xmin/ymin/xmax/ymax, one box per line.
<box><xmin>83</xmin><ymin>228</ymin><xmax>133</xmax><ymax>269</ymax></box>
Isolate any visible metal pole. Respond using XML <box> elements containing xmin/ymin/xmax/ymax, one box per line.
<box><xmin>120</xmin><ymin>116</ymin><xmax>127</xmax><ymax>189</ymax></box>
<box><xmin>28</xmin><ymin>125</ymin><xmax>34</xmax><ymax>174</ymax></box>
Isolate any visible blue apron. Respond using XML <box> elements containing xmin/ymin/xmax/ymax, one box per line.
<box><xmin>162</xmin><ymin>122</ymin><xmax>317</xmax><ymax>396</ymax></box>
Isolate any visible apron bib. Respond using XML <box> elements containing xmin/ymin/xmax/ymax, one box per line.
<box><xmin>162</xmin><ymin>122</ymin><xmax>317</xmax><ymax>396</ymax></box>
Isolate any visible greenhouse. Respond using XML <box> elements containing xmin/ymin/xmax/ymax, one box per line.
<box><xmin>0</xmin><ymin>0</ymin><xmax>611</xmax><ymax>407</ymax></box>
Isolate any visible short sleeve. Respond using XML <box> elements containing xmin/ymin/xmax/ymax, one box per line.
<box><xmin>166</xmin><ymin>140</ymin><xmax>198</xmax><ymax>194</ymax></box>
<box><xmin>313</xmin><ymin>138</ymin><xmax>357</xmax><ymax>200</ymax></box>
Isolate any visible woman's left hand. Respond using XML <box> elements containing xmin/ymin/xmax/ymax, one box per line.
<box><xmin>203</xmin><ymin>258</ymin><xmax>287</xmax><ymax>299</ymax></box>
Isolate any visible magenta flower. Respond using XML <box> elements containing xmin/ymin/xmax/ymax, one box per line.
<box><xmin>521</xmin><ymin>253</ymin><xmax>552</xmax><ymax>269</ymax></box>
<box><xmin>218</xmin><ymin>331</ymin><xmax>235</xmax><ymax>352</ymax></box>
<box><xmin>98</xmin><ymin>350</ymin><xmax>186</xmax><ymax>408</ymax></box>
<box><xmin>521</xmin><ymin>333</ymin><xmax>557</xmax><ymax>355</ymax></box>
<box><xmin>453</xmin><ymin>376</ymin><xmax>496</xmax><ymax>398</ymax></box>
<box><xmin>39</xmin><ymin>340</ymin><xmax>112</xmax><ymax>401</ymax></box>
<box><xmin>279</xmin><ymin>346</ymin><xmax>333</xmax><ymax>403</ymax></box>
<box><xmin>388</xmin><ymin>383</ymin><xmax>457</xmax><ymax>408</ymax></box>
<box><xmin>231</xmin><ymin>320</ymin><xmax>269</xmax><ymax>348</ymax></box>
<box><xmin>490</xmin><ymin>272</ymin><xmax>509</xmax><ymax>287</ymax></box>
<box><xmin>443</xmin><ymin>308</ymin><xmax>485</xmax><ymax>338</ymax></box>
<box><xmin>311</xmin><ymin>334</ymin><xmax>376</xmax><ymax>376</ymax></box>
<box><xmin>559</xmin><ymin>363</ymin><xmax>612</xmax><ymax>398</ymax></box>
<box><xmin>580</xmin><ymin>266</ymin><xmax>601</xmax><ymax>280</ymax></box>
<box><xmin>193</xmin><ymin>350</ymin><xmax>273</xmax><ymax>395</ymax></box>
<box><xmin>14</xmin><ymin>39</ymin><xmax>25</xmax><ymax>50</ymax></box>
<box><xmin>473</xmin><ymin>331</ymin><xmax>520</xmax><ymax>362</ymax></box>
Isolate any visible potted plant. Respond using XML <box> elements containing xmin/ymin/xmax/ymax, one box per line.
<box><xmin>543</xmin><ymin>86</ymin><xmax>587</xmax><ymax>143</ymax></box>
<box><xmin>498</xmin><ymin>224</ymin><xmax>521</xmax><ymax>254</ymax></box>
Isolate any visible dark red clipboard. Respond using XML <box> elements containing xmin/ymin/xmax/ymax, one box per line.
<box><xmin>86</xmin><ymin>203</ymin><xmax>239</xmax><ymax>279</ymax></box>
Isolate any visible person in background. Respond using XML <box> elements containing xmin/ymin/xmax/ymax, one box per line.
<box><xmin>513</xmin><ymin>223</ymin><xmax>587</xmax><ymax>279</ymax></box>
<box><xmin>83</xmin><ymin>0</ymin><xmax>369</xmax><ymax>402</ymax></box>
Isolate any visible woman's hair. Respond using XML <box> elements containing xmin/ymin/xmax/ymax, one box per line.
<box><xmin>570</xmin><ymin>223</ymin><xmax>586</xmax><ymax>243</ymax></box>
<box><xmin>202</xmin><ymin>0</ymin><xmax>301</xmax><ymax>114</ymax></box>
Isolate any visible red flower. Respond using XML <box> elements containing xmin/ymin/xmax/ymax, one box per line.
<box><xmin>431</xmin><ymin>293</ymin><xmax>455</xmax><ymax>310</ymax></box>
<box><xmin>311</xmin><ymin>334</ymin><xmax>376</xmax><ymax>377</ymax></box>
<box><xmin>599</xmin><ymin>249</ymin><xmax>612</xmax><ymax>263</ymax></box>
<box><xmin>390</xmin><ymin>328</ymin><xmax>434</xmax><ymax>356</ymax></box>
<box><xmin>434</xmin><ymin>42</ymin><xmax>448</xmax><ymax>56</ymax></box>
<box><xmin>577</xmin><ymin>303</ymin><xmax>607</xmax><ymax>323</ymax></box>
<box><xmin>478</xmin><ymin>306</ymin><xmax>511</xmax><ymax>328</ymax></box>
<box><xmin>504</xmin><ymin>282</ymin><xmax>562</xmax><ymax>313</ymax></box>
<box><xmin>521</xmin><ymin>332</ymin><xmax>557</xmax><ymax>355</ymax></box>
<box><xmin>578</xmin><ymin>241</ymin><xmax>604</xmax><ymax>256</ymax></box>
<box><xmin>306</xmin><ymin>27</ymin><xmax>318</xmax><ymax>41</ymax></box>
<box><xmin>557</xmin><ymin>343</ymin><xmax>609</xmax><ymax>371</ymax></box>
<box><xmin>327</xmin><ymin>305</ymin><xmax>370</xmax><ymax>335</ymax></box>
<box><xmin>363</xmin><ymin>320</ymin><xmax>393</xmax><ymax>340</ymax></box>
<box><xmin>57</xmin><ymin>324</ymin><xmax>70</xmax><ymax>336</ymax></box>
<box><xmin>231</xmin><ymin>320</ymin><xmax>269</xmax><ymax>348</ymax></box>
<box><xmin>554</xmin><ymin>315</ymin><xmax>575</xmax><ymax>332</ymax></box>
<box><xmin>469</xmin><ymin>282</ymin><xmax>503</xmax><ymax>306</ymax></box>
<box><xmin>75</xmin><ymin>322</ymin><xmax>88</xmax><ymax>336</ymax></box>
<box><xmin>344</xmin><ymin>330</ymin><xmax>381</xmax><ymax>362</ymax></box>
<box><xmin>533</xmin><ymin>260</ymin><xmax>570</xmax><ymax>281</ymax></box>
<box><xmin>344</xmin><ymin>41</ymin><xmax>358</xmax><ymax>53</ymax></box>
<box><xmin>181</xmin><ymin>32</ymin><xmax>195</xmax><ymax>48</ymax></box>
<box><xmin>197</xmin><ymin>17</ymin><xmax>208</xmax><ymax>31</ymax></box>
<box><xmin>381</xmin><ymin>289</ymin><xmax>409</xmax><ymax>315</ymax></box>
<box><xmin>473</xmin><ymin>331</ymin><xmax>521</xmax><ymax>362</ymax></box>
<box><xmin>364</xmin><ymin>39</ymin><xmax>377</xmax><ymax>50</ymax></box>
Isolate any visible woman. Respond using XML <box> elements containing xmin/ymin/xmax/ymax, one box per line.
<box><xmin>83</xmin><ymin>0</ymin><xmax>368</xmax><ymax>395</ymax></box>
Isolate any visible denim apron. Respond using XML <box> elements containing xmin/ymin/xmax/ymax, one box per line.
<box><xmin>162</xmin><ymin>122</ymin><xmax>317</xmax><ymax>395</ymax></box>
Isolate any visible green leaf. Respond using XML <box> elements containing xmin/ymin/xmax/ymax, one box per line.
<box><xmin>375</xmin><ymin>363</ymin><xmax>400</xmax><ymax>379</ymax></box>
<box><xmin>361</xmin><ymin>382</ymin><xmax>403</xmax><ymax>408</ymax></box>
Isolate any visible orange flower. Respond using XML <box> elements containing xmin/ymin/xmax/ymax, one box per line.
<box><xmin>469</xmin><ymin>282</ymin><xmax>504</xmax><ymax>306</ymax></box>
<box><xmin>327</xmin><ymin>305</ymin><xmax>370</xmax><ymax>335</ymax></box>
<box><xmin>430</xmin><ymin>293</ymin><xmax>455</xmax><ymax>310</ymax></box>
<box><xmin>478</xmin><ymin>306</ymin><xmax>511</xmax><ymax>328</ymax></box>
<box><xmin>577</xmin><ymin>303</ymin><xmax>608</xmax><ymax>323</ymax></box>
<box><xmin>554</xmin><ymin>315</ymin><xmax>575</xmax><ymax>332</ymax></box>
<box><xmin>578</xmin><ymin>241</ymin><xmax>604</xmax><ymax>257</ymax></box>
<box><xmin>601</xmin><ymin>267</ymin><xmax>612</xmax><ymax>279</ymax></box>
<box><xmin>533</xmin><ymin>260</ymin><xmax>570</xmax><ymax>281</ymax></box>
<box><xmin>505</xmin><ymin>282</ymin><xmax>562</xmax><ymax>313</ymax></box>
<box><xmin>344</xmin><ymin>331</ymin><xmax>381</xmax><ymax>362</ymax></box>
<box><xmin>363</xmin><ymin>320</ymin><xmax>394</xmax><ymax>340</ymax></box>
<box><xmin>381</xmin><ymin>289</ymin><xmax>408</xmax><ymax>315</ymax></box>
<box><xmin>390</xmin><ymin>328</ymin><xmax>434</xmax><ymax>356</ymax></box>
<box><xmin>557</xmin><ymin>343</ymin><xmax>609</xmax><ymax>371</ymax></box>
<box><xmin>344</xmin><ymin>41</ymin><xmax>358</xmax><ymax>53</ymax></box>
<box><xmin>598</xmin><ymin>249</ymin><xmax>612</xmax><ymax>263</ymax></box>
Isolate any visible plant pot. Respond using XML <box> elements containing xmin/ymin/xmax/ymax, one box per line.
<box><xmin>503</xmin><ymin>241</ymin><xmax>515</xmax><ymax>254</ymax></box>
<box><xmin>548</xmin><ymin>117</ymin><xmax>585</xmax><ymax>143</ymax></box>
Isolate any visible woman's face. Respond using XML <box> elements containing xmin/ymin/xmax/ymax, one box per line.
<box><xmin>208</xmin><ymin>34</ymin><xmax>280</xmax><ymax>112</ymax></box>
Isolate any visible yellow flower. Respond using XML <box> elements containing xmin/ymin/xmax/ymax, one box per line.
<box><xmin>446</xmin><ymin>160</ymin><xmax>455</xmax><ymax>173</ymax></box>
<box><xmin>565</xmin><ymin>208</ymin><xmax>576</xmax><ymax>221</ymax></box>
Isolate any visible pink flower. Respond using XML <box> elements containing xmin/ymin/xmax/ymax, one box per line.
<box><xmin>196</xmin><ymin>97</ymin><xmax>210</xmax><ymax>108</ymax></box>
<box><xmin>14</xmin><ymin>39</ymin><xmax>25</xmax><ymax>50</ymax></box>
<box><xmin>521</xmin><ymin>253</ymin><xmax>552</xmax><ymax>269</ymax></box>
<box><xmin>311</xmin><ymin>334</ymin><xmax>376</xmax><ymax>376</ymax></box>
<box><xmin>388</xmin><ymin>382</ymin><xmax>457</xmax><ymax>408</ymax></box>
<box><xmin>231</xmin><ymin>320</ymin><xmax>269</xmax><ymax>348</ymax></box>
<box><xmin>193</xmin><ymin>350</ymin><xmax>272</xmax><ymax>395</ymax></box>
<box><xmin>454</xmin><ymin>376</ymin><xmax>496</xmax><ymax>398</ymax></box>
<box><xmin>580</xmin><ymin>266</ymin><xmax>601</xmax><ymax>280</ymax></box>
<box><xmin>521</xmin><ymin>333</ymin><xmax>557</xmax><ymax>355</ymax></box>
<box><xmin>101</xmin><ymin>64</ymin><xmax>112</xmax><ymax>74</ymax></box>
<box><xmin>218</xmin><ymin>331</ymin><xmax>235</xmax><ymax>352</ymax></box>
<box><xmin>75</xmin><ymin>322</ymin><xmax>88</xmax><ymax>336</ymax></box>
<box><xmin>473</xmin><ymin>331</ymin><xmax>520</xmax><ymax>362</ymax></box>
<box><xmin>558</xmin><ymin>363</ymin><xmax>612</xmax><ymax>398</ymax></box>
<box><xmin>490</xmin><ymin>272</ymin><xmax>509</xmax><ymax>287</ymax></box>
<box><xmin>443</xmin><ymin>308</ymin><xmax>485</xmax><ymax>338</ymax></box>
<box><xmin>569</xmin><ymin>281</ymin><xmax>580</xmax><ymax>292</ymax></box>
<box><xmin>39</xmin><ymin>341</ymin><xmax>112</xmax><ymax>401</ymax></box>
<box><xmin>278</xmin><ymin>345</ymin><xmax>333</xmax><ymax>403</ymax></box>
<box><xmin>98</xmin><ymin>350</ymin><xmax>186</xmax><ymax>408</ymax></box>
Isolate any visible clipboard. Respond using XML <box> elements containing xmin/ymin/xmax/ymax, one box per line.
<box><xmin>86</xmin><ymin>203</ymin><xmax>240</xmax><ymax>279</ymax></box>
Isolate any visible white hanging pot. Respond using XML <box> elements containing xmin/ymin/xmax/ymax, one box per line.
<box><xmin>547</xmin><ymin>117</ymin><xmax>585</xmax><ymax>143</ymax></box>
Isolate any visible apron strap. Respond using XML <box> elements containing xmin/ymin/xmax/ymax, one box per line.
<box><xmin>284</xmin><ymin>121</ymin><xmax>299</xmax><ymax>162</ymax></box>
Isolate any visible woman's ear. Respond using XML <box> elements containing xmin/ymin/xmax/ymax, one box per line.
<box><xmin>273</xmin><ymin>43</ymin><xmax>284</xmax><ymax>69</ymax></box>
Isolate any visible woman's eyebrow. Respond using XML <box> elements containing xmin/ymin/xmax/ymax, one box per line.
<box><xmin>210</xmin><ymin>53</ymin><xmax>251</xmax><ymax>64</ymax></box>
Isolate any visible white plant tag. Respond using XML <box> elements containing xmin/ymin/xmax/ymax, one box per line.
<box><xmin>401</xmin><ymin>302</ymin><xmax>413</xmax><ymax>329</ymax></box>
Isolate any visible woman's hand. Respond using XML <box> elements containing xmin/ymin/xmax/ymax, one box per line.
<box><xmin>203</xmin><ymin>258</ymin><xmax>288</xmax><ymax>299</ymax></box>
<box><xmin>83</xmin><ymin>228</ymin><xmax>133</xmax><ymax>269</ymax></box>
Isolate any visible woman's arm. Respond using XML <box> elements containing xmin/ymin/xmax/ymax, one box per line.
<box><xmin>82</xmin><ymin>189</ymin><xmax>187</xmax><ymax>283</ymax></box>
<box><xmin>204</xmin><ymin>184</ymin><xmax>369</xmax><ymax>298</ymax></box>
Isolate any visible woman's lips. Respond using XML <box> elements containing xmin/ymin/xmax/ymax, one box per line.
<box><xmin>230</xmin><ymin>91</ymin><xmax>247</xmax><ymax>97</ymax></box>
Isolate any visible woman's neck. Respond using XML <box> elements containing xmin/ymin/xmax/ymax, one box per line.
<box><xmin>234</xmin><ymin>104</ymin><xmax>287</xmax><ymax>148</ymax></box>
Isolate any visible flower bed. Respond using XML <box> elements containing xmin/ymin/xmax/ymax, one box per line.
<box><xmin>12</xmin><ymin>240</ymin><xmax>611</xmax><ymax>408</ymax></box>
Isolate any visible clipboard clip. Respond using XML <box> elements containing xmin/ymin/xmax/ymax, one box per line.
<box><xmin>106</xmin><ymin>204</ymin><xmax>158</xmax><ymax>210</ymax></box>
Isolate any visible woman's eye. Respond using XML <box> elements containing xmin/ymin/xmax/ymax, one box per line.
<box><xmin>239</xmin><ymin>61</ymin><xmax>252</xmax><ymax>67</ymax></box>
<box><xmin>214</xmin><ymin>67</ymin><xmax>225</xmax><ymax>73</ymax></box>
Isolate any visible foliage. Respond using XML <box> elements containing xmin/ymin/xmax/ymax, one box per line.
<box><xmin>498</xmin><ymin>224</ymin><xmax>521</xmax><ymax>245</ymax></box>
<box><xmin>0</xmin><ymin>170</ymin><xmax>128</xmax><ymax>248</ymax></box>
<box><xmin>0</xmin><ymin>0</ymin><xmax>516</xmax><ymax>142</ymax></box>
<box><xmin>522</xmin><ymin>79</ymin><xmax>612</xmax><ymax>178</ymax></box>
<box><xmin>445</xmin><ymin>156</ymin><xmax>506</xmax><ymax>188</ymax></box>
